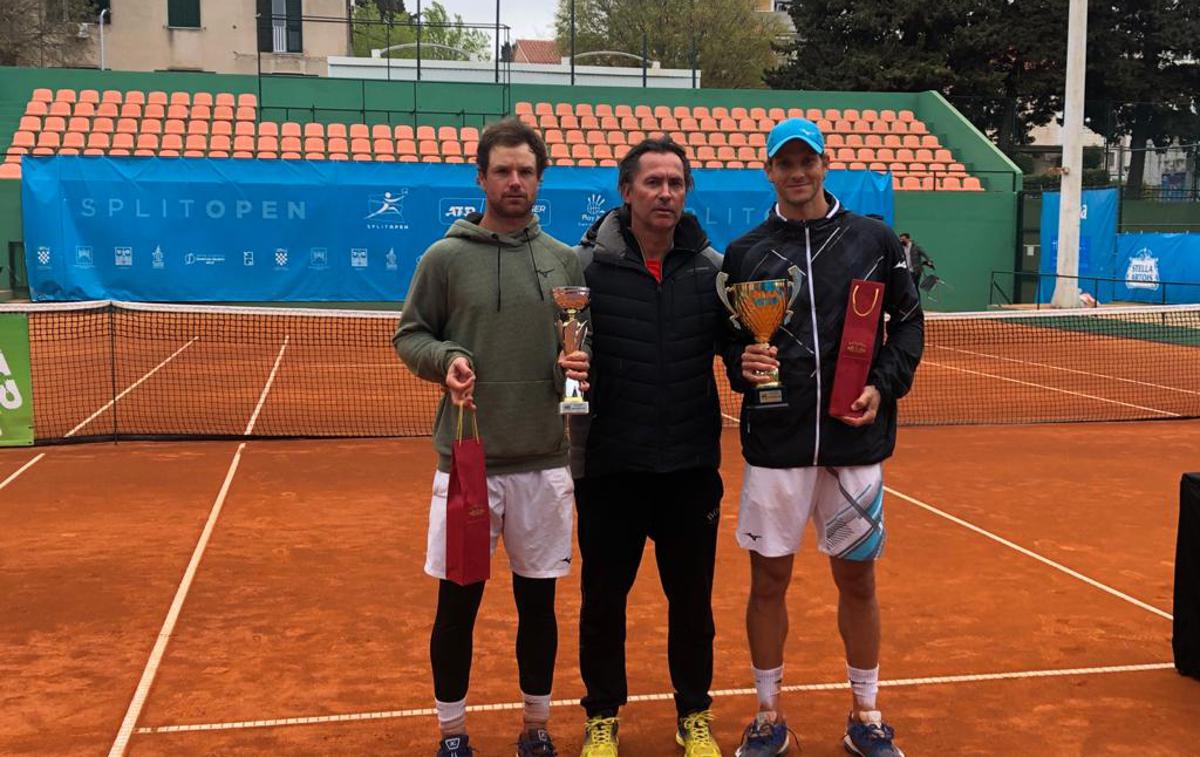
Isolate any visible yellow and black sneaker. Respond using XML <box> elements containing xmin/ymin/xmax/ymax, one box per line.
<box><xmin>676</xmin><ymin>710</ymin><xmax>722</xmax><ymax>756</ymax></box>
<box><xmin>580</xmin><ymin>715</ymin><xmax>619</xmax><ymax>757</ymax></box>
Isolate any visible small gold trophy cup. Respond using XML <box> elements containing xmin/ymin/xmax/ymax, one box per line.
<box><xmin>715</xmin><ymin>266</ymin><xmax>802</xmax><ymax>408</ymax></box>
<box><xmin>552</xmin><ymin>285</ymin><xmax>591</xmax><ymax>415</ymax></box>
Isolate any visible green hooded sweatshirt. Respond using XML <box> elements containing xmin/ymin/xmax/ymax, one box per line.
<box><xmin>393</xmin><ymin>214</ymin><xmax>585</xmax><ymax>474</ymax></box>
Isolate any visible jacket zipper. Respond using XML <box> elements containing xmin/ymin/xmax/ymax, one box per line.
<box><xmin>804</xmin><ymin>226</ymin><xmax>821</xmax><ymax>466</ymax></box>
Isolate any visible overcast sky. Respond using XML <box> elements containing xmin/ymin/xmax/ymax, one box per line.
<box><xmin>432</xmin><ymin>0</ymin><xmax>559</xmax><ymax>42</ymax></box>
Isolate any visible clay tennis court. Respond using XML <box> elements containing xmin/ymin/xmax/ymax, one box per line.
<box><xmin>2</xmin><ymin>302</ymin><xmax>1199</xmax><ymax>755</ymax></box>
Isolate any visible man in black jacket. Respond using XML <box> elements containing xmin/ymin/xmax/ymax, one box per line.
<box><xmin>571</xmin><ymin>137</ymin><xmax>729</xmax><ymax>757</ymax></box>
<box><xmin>724</xmin><ymin>119</ymin><xmax>923</xmax><ymax>757</ymax></box>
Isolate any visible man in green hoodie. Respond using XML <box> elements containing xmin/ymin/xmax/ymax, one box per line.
<box><xmin>393</xmin><ymin>118</ymin><xmax>589</xmax><ymax>757</ymax></box>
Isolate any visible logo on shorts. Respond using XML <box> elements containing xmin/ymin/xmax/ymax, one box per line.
<box><xmin>560</xmin><ymin>556</ymin><xmax>572</xmax><ymax>565</ymax></box>
<box><xmin>742</xmin><ymin>531</ymin><xmax>762</xmax><ymax>542</ymax></box>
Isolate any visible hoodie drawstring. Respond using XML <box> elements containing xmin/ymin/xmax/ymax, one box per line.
<box><xmin>526</xmin><ymin>230</ymin><xmax>545</xmax><ymax>302</ymax></box>
<box><xmin>493</xmin><ymin>230</ymin><xmax>545</xmax><ymax>312</ymax></box>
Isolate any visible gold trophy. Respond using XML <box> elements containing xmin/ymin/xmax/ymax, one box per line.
<box><xmin>715</xmin><ymin>266</ymin><xmax>802</xmax><ymax>408</ymax></box>
<box><xmin>552</xmin><ymin>285</ymin><xmax>591</xmax><ymax>415</ymax></box>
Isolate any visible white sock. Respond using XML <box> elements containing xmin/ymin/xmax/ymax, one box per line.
<box><xmin>752</xmin><ymin>665</ymin><xmax>783</xmax><ymax>710</ymax></box>
<box><xmin>435</xmin><ymin>696</ymin><xmax>468</xmax><ymax>736</ymax></box>
<box><xmin>847</xmin><ymin>664</ymin><xmax>880</xmax><ymax>711</ymax></box>
<box><xmin>522</xmin><ymin>691</ymin><xmax>551</xmax><ymax>729</ymax></box>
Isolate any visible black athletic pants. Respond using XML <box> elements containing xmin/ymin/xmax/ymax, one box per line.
<box><xmin>576</xmin><ymin>468</ymin><xmax>723</xmax><ymax>718</ymax></box>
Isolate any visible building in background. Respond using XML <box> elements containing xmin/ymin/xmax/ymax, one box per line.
<box><xmin>84</xmin><ymin>0</ymin><xmax>351</xmax><ymax>76</ymax></box>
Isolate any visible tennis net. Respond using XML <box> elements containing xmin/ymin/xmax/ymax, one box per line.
<box><xmin>3</xmin><ymin>300</ymin><xmax>1198</xmax><ymax>444</ymax></box>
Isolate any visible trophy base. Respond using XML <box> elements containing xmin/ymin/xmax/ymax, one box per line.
<box><xmin>560</xmin><ymin>399</ymin><xmax>590</xmax><ymax>416</ymax></box>
<box><xmin>751</xmin><ymin>385</ymin><xmax>788</xmax><ymax>409</ymax></box>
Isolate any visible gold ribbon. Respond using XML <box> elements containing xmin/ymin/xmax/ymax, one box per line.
<box><xmin>456</xmin><ymin>404</ymin><xmax>479</xmax><ymax>441</ymax></box>
<box><xmin>851</xmin><ymin>283</ymin><xmax>881</xmax><ymax>318</ymax></box>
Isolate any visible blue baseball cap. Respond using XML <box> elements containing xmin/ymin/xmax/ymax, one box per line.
<box><xmin>766</xmin><ymin>118</ymin><xmax>826</xmax><ymax>158</ymax></box>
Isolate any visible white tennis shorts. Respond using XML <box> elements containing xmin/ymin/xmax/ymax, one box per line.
<box><xmin>736</xmin><ymin>463</ymin><xmax>886</xmax><ymax>561</ymax></box>
<box><xmin>424</xmin><ymin>465</ymin><xmax>576</xmax><ymax>580</ymax></box>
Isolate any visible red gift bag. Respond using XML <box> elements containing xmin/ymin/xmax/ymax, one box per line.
<box><xmin>445</xmin><ymin>406</ymin><xmax>490</xmax><ymax>586</ymax></box>
<box><xmin>829</xmin><ymin>280</ymin><xmax>885</xmax><ymax>418</ymax></box>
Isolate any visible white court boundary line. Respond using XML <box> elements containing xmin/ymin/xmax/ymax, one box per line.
<box><xmin>884</xmin><ymin>486</ymin><xmax>1174</xmax><ymax>621</ymax></box>
<box><xmin>930</xmin><ymin>344</ymin><xmax>1200</xmax><ymax>398</ymax></box>
<box><xmin>922</xmin><ymin>359</ymin><xmax>1179</xmax><ymax>417</ymax></box>
<box><xmin>133</xmin><ymin>662</ymin><xmax>1174</xmax><ymax>735</ymax></box>
<box><xmin>66</xmin><ymin>337</ymin><xmax>200</xmax><ymax>438</ymax></box>
<box><xmin>108</xmin><ymin>336</ymin><xmax>290</xmax><ymax>756</ymax></box>
<box><xmin>0</xmin><ymin>337</ymin><xmax>199</xmax><ymax>494</ymax></box>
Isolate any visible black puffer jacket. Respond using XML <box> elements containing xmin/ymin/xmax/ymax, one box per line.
<box><xmin>569</xmin><ymin>207</ymin><xmax>728</xmax><ymax>478</ymax></box>
<box><xmin>722</xmin><ymin>193</ymin><xmax>924</xmax><ymax>468</ymax></box>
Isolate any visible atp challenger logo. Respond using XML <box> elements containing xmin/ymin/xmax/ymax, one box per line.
<box><xmin>366</xmin><ymin>189</ymin><xmax>410</xmax><ymax>230</ymax></box>
<box><xmin>1126</xmin><ymin>248</ymin><xmax>1160</xmax><ymax>291</ymax></box>
<box><xmin>439</xmin><ymin>197</ymin><xmax>483</xmax><ymax>225</ymax></box>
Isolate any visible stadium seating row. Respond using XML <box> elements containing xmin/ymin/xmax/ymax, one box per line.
<box><xmin>516</xmin><ymin>101</ymin><xmax>918</xmax><ymax>124</ymax></box>
<box><xmin>2</xmin><ymin>90</ymin><xmax>983</xmax><ymax>190</ymax></box>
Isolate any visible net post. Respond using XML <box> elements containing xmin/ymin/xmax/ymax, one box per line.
<box><xmin>109</xmin><ymin>303</ymin><xmax>118</xmax><ymax>442</ymax></box>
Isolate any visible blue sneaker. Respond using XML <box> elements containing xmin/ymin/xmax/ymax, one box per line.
<box><xmin>734</xmin><ymin>711</ymin><xmax>790</xmax><ymax>756</ymax></box>
<box><xmin>436</xmin><ymin>733</ymin><xmax>474</xmax><ymax>757</ymax></box>
<box><xmin>516</xmin><ymin>727</ymin><xmax>558</xmax><ymax>756</ymax></box>
<box><xmin>843</xmin><ymin>711</ymin><xmax>904</xmax><ymax>756</ymax></box>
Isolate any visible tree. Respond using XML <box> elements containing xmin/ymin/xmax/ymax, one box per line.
<box><xmin>1082</xmin><ymin>0</ymin><xmax>1200</xmax><ymax>195</ymax></box>
<box><xmin>766</xmin><ymin>0</ymin><xmax>1068</xmax><ymax>153</ymax></box>
<box><xmin>351</xmin><ymin>0</ymin><xmax>491</xmax><ymax>61</ymax></box>
<box><xmin>553</xmin><ymin>0</ymin><xmax>785</xmax><ymax>89</ymax></box>
<box><xmin>0</xmin><ymin>0</ymin><xmax>98</xmax><ymax>67</ymax></box>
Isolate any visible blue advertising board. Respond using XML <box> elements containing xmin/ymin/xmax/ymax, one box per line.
<box><xmin>1114</xmin><ymin>233</ymin><xmax>1200</xmax><ymax>304</ymax></box>
<box><xmin>1038</xmin><ymin>187</ymin><xmax>1120</xmax><ymax>302</ymax></box>
<box><xmin>23</xmin><ymin>156</ymin><xmax>894</xmax><ymax>302</ymax></box>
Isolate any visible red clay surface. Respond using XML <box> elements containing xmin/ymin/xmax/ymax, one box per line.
<box><xmin>2</xmin><ymin>421</ymin><xmax>1198</xmax><ymax>756</ymax></box>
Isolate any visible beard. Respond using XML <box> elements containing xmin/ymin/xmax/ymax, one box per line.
<box><xmin>489</xmin><ymin>193</ymin><xmax>534</xmax><ymax>220</ymax></box>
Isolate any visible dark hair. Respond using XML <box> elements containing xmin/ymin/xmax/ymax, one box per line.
<box><xmin>617</xmin><ymin>137</ymin><xmax>693</xmax><ymax>192</ymax></box>
<box><xmin>476</xmin><ymin>117</ymin><xmax>548</xmax><ymax>177</ymax></box>
<box><xmin>898</xmin><ymin>232</ymin><xmax>911</xmax><ymax>240</ymax></box>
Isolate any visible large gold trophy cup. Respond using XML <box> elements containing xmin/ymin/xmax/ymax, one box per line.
<box><xmin>715</xmin><ymin>266</ymin><xmax>802</xmax><ymax>408</ymax></box>
<box><xmin>552</xmin><ymin>286</ymin><xmax>591</xmax><ymax>415</ymax></box>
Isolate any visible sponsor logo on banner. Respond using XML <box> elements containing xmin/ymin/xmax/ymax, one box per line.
<box><xmin>310</xmin><ymin>247</ymin><xmax>329</xmax><ymax>270</ymax></box>
<box><xmin>114</xmin><ymin>247</ymin><xmax>133</xmax><ymax>267</ymax></box>
<box><xmin>36</xmin><ymin>246</ymin><xmax>51</xmax><ymax>267</ymax></box>
<box><xmin>243</xmin><ymin>250</ymin><xmax>255</xmax><ymax>266</ymax></box>
<box><xmin>439</xmin><ymin>197</ymin><xmax>483</xmax><ymax>225</ymax></box>
<box><xmin>185</xmin><ymin>252</ymin><xmax>226</xmax><ymax>266</ymax></box>
<box><xmin>75</xmin><ymin>246</ymin><xmax>94</xmax><ymax>268</ymax></box>
<box><xmin>351</xmin><ymin>248</ymin><xmax>368</xmax><ymax>268</ymax></box>
<box><xmin>385</xmin><ymin>247</ymin><xmax>398</xmax><ymax>271</ymax></box>
<box><xmin>580</xmin><ymin>194</ymin><xmax>607</xmax><ymax>226</ymax></box>
<box><xmin>152</xmin><ymin>245</ymin><xmax>165</xmax><ymax>269</ymax></box>
<box><xmin>366</xmin><ymin>189</ymin><xmax>410</xmax><ymax>230</ymax></box>
<box><xmin>1126</xmin><ymin>248</ymin><xmax>1160</xmax><ymax>290</ymax></box>
<box><xmin>274</xmin><ymin>248</ymin><xmax>289</xmax><ymax>269</ymax></box>
<box><xmin>533</xmin><ymin>199</ymin><xmax>552</xmax><ymax>225</ymax></box>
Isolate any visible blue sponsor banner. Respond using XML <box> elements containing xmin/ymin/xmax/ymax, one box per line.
<box><xmin>1038</xmin><ymin>187</ymin><xmax>1120</xmax><ymax>302</ymax></box>
<box><xmin>1114</xmin><ymin>233</ymin><xmax>1200</xmax><ymax>304</ymax></box>
<box><xmin>23</xmin><ymin>157</ymin><xmax>893</xmax><ymax>302</ymax></box>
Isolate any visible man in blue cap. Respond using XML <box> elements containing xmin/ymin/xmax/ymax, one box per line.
<box><xmin>721</xmin><ymin>119</ymin><xmax>924</xmax><ymax>757</ymax></box>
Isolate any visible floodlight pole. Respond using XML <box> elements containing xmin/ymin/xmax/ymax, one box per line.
<box><xmin>1052</xmin><ymin>0</ymin><xmax>1088</xmax><ymax>308</ymax></box>
<box><xmin>570</xmin><ymin>0</ymin><xmax>576</xmax><ymax>86</ymax></box>
<box><xmin>99</xmin><ymin>8</ymin><xmax>109</xmax><ymax>70</ymax></box>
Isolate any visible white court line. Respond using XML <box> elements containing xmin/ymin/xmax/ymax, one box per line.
<box><xmin>66</xmin><ymin>337</ymin><xmax>199</xmax><ymax>438</ymax></box>
<box><xmin>0</xmin><ymin>452</ymin><xmax>46</xmax><ymax>491</ymax></box>
<box><xmin>134</xmin><ymin>662</ymin><xmax>1174</xmax><ymax>735</ymax></box>
<box><xmin>0</xmin><ymin>338</ymin><xmax>199</xmax><ymax>495</ymax></box>
<box><xmin>885</xmin><ymin>486</ymin><xmax>1174</xmax><ymax>621</ymax></box>
<box><xmin>244</xmin><ymin>336</ymin><xmax>289</xmax><ymax>436</ymax></box>
<box><xmin>931</xmin><ymin>343</ymin><xmax>1200</xmax><ymax>398</ymax></box>
<box><xmin>109</xmin><ymin>337</ymin><xmax>288</xmax><ymax>755</ymax></box>
<box><xmin>107</xmin><ymin>441</ymin><xmax>248</xmax><ymax>756</ymax></box>
<box><xmin>721</xmin><ymin>412</ymin><xmax>740</xmax><ymax>423</ymax></box>
<box><xmin>922</xmin><ymin>359</ymin><xmax>1179</xmax><ymax>417</ymax></box>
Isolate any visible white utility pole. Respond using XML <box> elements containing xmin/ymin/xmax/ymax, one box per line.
<box><xmin>1052</xmin><ymin>0</ymin><xmax>1088</xmax><ymax>308</ymax></box>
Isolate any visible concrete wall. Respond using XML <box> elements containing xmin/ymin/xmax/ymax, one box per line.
<box><xmin>86</xmin><ymin>0</ymin><xmax>349</xmax><ymax>76</ymax></box>
<box><xmin>327</xmin><ymin>57</ymin><xmax>701</xmax><ymax>88</ymax></box>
